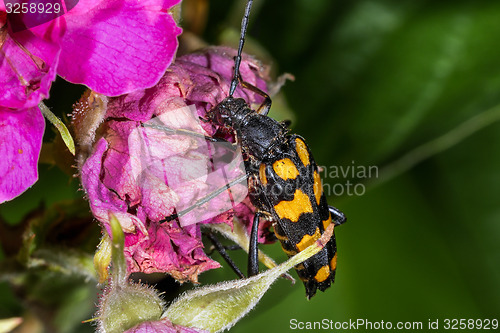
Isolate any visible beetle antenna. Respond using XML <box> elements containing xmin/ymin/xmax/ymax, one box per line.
<box><xmin>229</xmin><ymin>0</ymin><xmax>253</xmax><ymax>97</ymax></box>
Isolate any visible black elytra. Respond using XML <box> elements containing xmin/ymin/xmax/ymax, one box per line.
<box><xmin>207</xmin><ymin>0</ymin><xmax>347</xmax><ymax>299</ymax></box>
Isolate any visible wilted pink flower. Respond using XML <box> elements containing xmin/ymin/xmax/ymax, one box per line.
<box><xmin>0</xmin><ymin>0</ymin><xmax>182</xmax><ymax>203</ymax></box>
<box><xmin>77</xmin><ymin>47</ymin><xmax>273</xmax><ymax>282</ymax></box>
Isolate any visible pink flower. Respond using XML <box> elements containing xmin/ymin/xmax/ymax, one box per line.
<box><xmin>77</xmin><ymin>47</ymin><xmax>272</xmax><ymax>282</ymax></box>
<box><xmin>0</xmin><ymin>0</ymin><xmax>182</xmax><ymax>203</ymax></box>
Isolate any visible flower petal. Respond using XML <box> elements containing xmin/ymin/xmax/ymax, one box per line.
<box><xmin>126</xmin><ymin>318</ymin><xmax>208</xmax><ymax>333</ymax></box>
<box><xmin>0</xmin><ymin>106</ymin><xmax>44</xmax><ymax>203</ymax></box>
<box><xmin>178</xmin><ymin>47</ymin><xmax>269</xmax><ymax>107</ymax></box>
<box><xmin>0</xmin><ymin>25</ymin><xmax>61</xmax><ymax>109</ymax></box>
<box><xmin>80</xmin><ymin>137</ymin><xmax>148</xmax><ymax>235</ymax></box>
<box><xmin>57</xmin><ymin>0</ymin><xmax>182</xmax><ymax>96</ymax></box>
<box><xmin>125</xmin><ymin>221</ymin><xmax>220</xmax><ymax>282</ymax></box>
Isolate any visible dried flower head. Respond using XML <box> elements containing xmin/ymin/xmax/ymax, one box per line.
<box><xmin>77</xmin><ymin>47</ymin><xmax>273</xmax><ymax>282</ymax></box>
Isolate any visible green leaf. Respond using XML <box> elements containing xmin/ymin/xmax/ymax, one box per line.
<box><xmin>39</xmin><ymin>102</ymin><xmax>75</xmax><ymax>156</ymax></box>
<box><xmin>109</xmin><ymin>213</ymin><xmax>127</xmax><ymax>284</ymax></box>
<box><xmin>97</xmin><ymin>215</ymin><xmax>165</xmax><ymax>333</ymax></box>
<box><xmin>94</xmin><ymin>234</ymin><xmax>112</xmax><ymax>284</ymax></box>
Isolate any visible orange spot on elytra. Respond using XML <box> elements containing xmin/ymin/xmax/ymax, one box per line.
<box><xmin>295</xmin><ymin>138</ymin><xmax>310</xmax><ymax>167</ymax></box>
<box><xmin>296</xmin><ymin>227</ymin><xmax>321</xmax><ymax>252</ymax></box>
<box><xmin>322</xmin><ymin>215</ymin><xmax>332</xmax><ymax>230</ymax></box>
<box><xmin>259</xmin><ymin>164</ymin><xmax>267</xmax><ymax>186</ymax></box>
<box><xmin>273</xmin><ymin>189</ymin><xmax>313</xmax><ymax>222</ymax></box>
<box><xmin>330</xmin><ymin>253</ymin><xmax>338</xmax><ymax>271</ymax></box>
<box><xmin>314</xmin><ymin>265</ymin><xmax>330</xmax><ymax>283</ymax></box>
<box><xmin>313</xmin><ymin>171</ymin><xmax>323</xmax><ymax>205</ymax></box>
<box><xmin>272</xmin><ymin>158</ymin><xmax>299</xmax><ymax>180</ymax></box>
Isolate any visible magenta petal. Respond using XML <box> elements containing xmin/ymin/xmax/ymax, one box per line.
<box><xmin>57</xmin><ymin>0</ymin><xmax>182</xmax><ymax>96</ymax></box>
<box><xmin>179</xmin><ymin>47</ymin><xmax>269</xmax><ymax>106</ymax></box>
<box><xmin>126</xmin><ymin>220</ymin><xmax>220</xmax><ymax>281</ymax></box>
<box><xmin>0</xmin><ymin>27</ymin><xmax>61</xmax><ymax>109</ymax></box>
<box><xmin>0</xmin><ymin>106</ymin><xmax>45</xmax><ymax>203</ymax></box>
<box><xmin>126</xmin><ymin>318</ymin><xmax>208</xmax><ymax>333</ymax></box>
<box><xmin>80</xmin><ymin>137</ymin><xmax>148</xmax><ymax>235</ymax></box>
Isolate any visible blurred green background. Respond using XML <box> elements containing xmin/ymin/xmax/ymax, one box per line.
<box><xmin>1</xmin><ymin>0</ymin><xmax>500</xmax><ymax>332</ymax></box>
<box><xmin>203</xmin><ymin>0</ymin><xmax>500</xmax><ymax>331</ymax></box>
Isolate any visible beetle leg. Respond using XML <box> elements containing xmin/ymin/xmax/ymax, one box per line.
<box><xmin>247</xmin><ymin>211</ymin><xmax>263</xmax><ymax>276</ymax></box>
<box><xmin>329</xmin><ymin>206</ymin><xmax>347</xmax><ymax>226</ymax></box>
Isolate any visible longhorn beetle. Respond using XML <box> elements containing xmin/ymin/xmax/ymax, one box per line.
<box><xmin>205</xmin><ymin>0</ymin><xmax>347</xmax><ymax>299</ymax></box>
